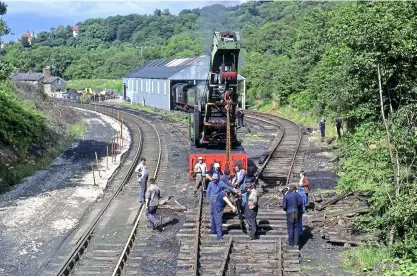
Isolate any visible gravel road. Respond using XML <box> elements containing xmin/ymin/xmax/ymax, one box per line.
<box><xmin>0</xmin><ymin>108</ymin><xmax>131</xmax><ymax>276</ymax></box>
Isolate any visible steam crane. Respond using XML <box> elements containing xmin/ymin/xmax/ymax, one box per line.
<box><xmin>189</xmin><ymin>31</ymin><xmax>248</xmax><ymax>177</ymax></box>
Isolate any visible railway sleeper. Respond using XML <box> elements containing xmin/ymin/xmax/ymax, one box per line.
<box><xmin>283</xmin><ymin>265</ymin><xmax>302</xmax><ymax>272</ymax></box>
<box><xmin>176</xmin><ymin>260</ymin><xmax>194</xmax><ymax>267</ymax></box>
<box><xmin>72</xmin><ymin>270</ymin><xmax>112</xmax><ymax>276</ymax></box>
<box><xmin>229</xmin><ymin>263</ymin><xmax>283</xmax><ymax>270</ymax></box>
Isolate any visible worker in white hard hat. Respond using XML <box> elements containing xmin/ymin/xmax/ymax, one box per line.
<box><xmin>207</xmin><ymin>162</ymin><xmax>223</xmax><ymax>181</ymax></box>
<box><xmin>193</xmin><ymin>157</ymin><xmax>207</xmax><ymax>195</ymax></box>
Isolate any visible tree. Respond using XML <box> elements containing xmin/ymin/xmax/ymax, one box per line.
<box><xmin>154</xmin><ymin>9</ymin><xmax>161</xmax><ymax>16</ymax></box>
<box><xmin>20</xmin><ymin>34</ymin><xmax>31</xmax><ymax>48</ymax></box>
<box><xmin>0</xmin><ymin>1</ymin><xmax>12</xmax><ymax>80</ymax></box>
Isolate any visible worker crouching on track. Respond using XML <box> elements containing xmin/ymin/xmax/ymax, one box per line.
<box><xmin>213</xmin><ymin>189</ymin><xmax>237</xmax><ymax>240</ymax></box>
<box><xmin>282</xmin><ymin>185</ymin><xmax>303</xmax><ymax>247</ymax></box>
<box><xmin>207</xmin><ymin>174</ymin><xmax>239</xmax><ymax>226</ymax></box>
<box><xmin>245</xmin><ymin>182</ymin><xmax>259</xmax><ymax>240</ymax></box>
<box><xmin>193</xmin><ymin>157</ymin><xmax>207</xmax><ymax>195</ymax></box>
<box><xmin>145</xmin><ymin>178</ymin><xmax>163</xmax><ymax>231</ymax></box>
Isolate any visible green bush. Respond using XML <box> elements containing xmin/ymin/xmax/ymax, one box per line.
<box><xmin>384</xmin><ymin>258</ymin><xmax>417</xmax><ymax>276</ymax></box>
<box><xmin>0</xmin><ymin>86</ymin><xmax>47</xmax><ymax>150</ymax></box>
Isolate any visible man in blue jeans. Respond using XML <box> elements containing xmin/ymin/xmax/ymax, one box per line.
<box><xmin>145</xmin><ymin>178</ymin><xmax>163</xmax><ymax>231</ymax></box>
<box><xmin>296</xmin><ymin>188</ymin><xmax>307</xmax><ymax>238</ymax></box>
<box><xmin>135</xmin><ymin>158</ymin><xmax>148</xmax><ymax>203</ymax></box>
<box><xmin>282</xmin><ymin>185</ymin><xmax>303</xmax><ymax>247</ymax></box>
<box><xmin>232</xmin><ymin>164</ymin><xmax>247</xmax><ymax>216</ymax></box>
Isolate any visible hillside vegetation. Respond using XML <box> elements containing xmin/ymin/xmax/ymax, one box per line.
<box><xmin>0</xmin><ymin>2</ymin><xmax>85</xmax><ymax>191</ymax></box>
<box><xmin>67</xmin><ymin>79</ymin><xmax>123</xmax><ymax>92</ymax></box>
<box><xmin>1</xmin><ymin>1</ymin><xmax>417</xmax><ymax>274</ymax></box>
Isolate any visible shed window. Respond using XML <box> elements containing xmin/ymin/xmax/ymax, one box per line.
<box><xmin>141</xmin><ymin>80</ymin><xmax>143</xmax><ymax>92</ymax></box>
<box><xmin>164</xmin><ymin>81</ymin><xmax>167</xmax><ymax>96</ymax></box>
<box><xmin>146</xmin><ymin>80</ymin><xmax>149</xmax><ymax>93</ymax></box>
<box><xmin>157</xmin><ymin>81</ymin><xmax>160</xmax><ymax>94</ymax></box>
<box><xmin>136</xmin><ymin>80</ymin><xmax>139</xmax><ymax>91</ymax></box>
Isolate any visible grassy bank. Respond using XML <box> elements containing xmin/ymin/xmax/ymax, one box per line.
<box><xmin>342</xmin><ymin>245</ymin><xmax>417</xmax><ymax>276</ymax></box>
<box><xmin>252</xmin><ymin>101</ymin><xmax>339</xmax><ymax>139</ymax></box>
<box><xmin>0</xmin><ymin>120</ymin><xmax>86</xmax><ymax>192</ymax></box>
<box><xmin>67</xmin><ymin>79</ymin><xmax>123</xmax><ymax>92</ymax></box>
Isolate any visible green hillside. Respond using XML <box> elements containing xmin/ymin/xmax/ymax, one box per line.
<box><xmin>0</xmin><ymin>1</ymin><xmax>417</xmax><ymax>273</ymax></box>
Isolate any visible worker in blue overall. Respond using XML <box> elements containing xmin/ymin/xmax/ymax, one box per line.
<box><xmin>207</xmin><ymin>174</ymin><xmax>239</xmax><ymax>226</ymax></box>
<box><xmin>319</xmin><ymin>118</ymin><xmax>326</xmax><ymax>141</ymax></box>
<box><xmin>282</xmin><ymin>185</ymin><xmax>303</xmax><ymax>247</ymax></box>
<box><xmin>212</xmin><ymin>189</ymin><xmax>237</xmax><ymax>240</ymax></box>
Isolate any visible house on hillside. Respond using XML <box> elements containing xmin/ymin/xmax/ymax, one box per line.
<box><xmin>11</xmin><ymin>66</ymin><xmax>67</xmax><ymax>96</ymax></box>
<box><xmin>72</xmin><ymin>26</ymin><xmax>79</xmax><ymax>37</ymax></box>
<box><xmin>25</xmin><ymin>31</ymin><xmax>36</xmax><ymax>45</ymax></box>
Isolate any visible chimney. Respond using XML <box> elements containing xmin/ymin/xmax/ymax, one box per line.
<box><xmin>43</xmin><ymin>66</ymin><xmax>52</xmax><ymax>79</ymax></box>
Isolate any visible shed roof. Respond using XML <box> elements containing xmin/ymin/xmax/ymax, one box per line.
<box><xmin>125</xmin><ymin>55</ymin><xmax>245</xmax><ymax>81</ymax></box>
<box><xmin>11</xmin><ymin>72</ymin><xmax>44</xmax><ymax>81</ymax></box>
<box><xmin>44</xmin><ymin>76</ymin><xmax>67</xmax><ymax>84</ymax></box>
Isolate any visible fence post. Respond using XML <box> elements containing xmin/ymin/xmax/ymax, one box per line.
<box><xmin>91</xmin><ymin>163</ymin><xmax>96</xmax><ymax>186</ymax></box>
<box><xmin>95</xmin><ymin>152</ymin><xmax>101</xmax><ymax>178</ymax></box>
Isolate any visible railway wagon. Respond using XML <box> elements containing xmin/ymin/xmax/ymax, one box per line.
<box><xmin>171</xmin><ymin>82</ymin><xmax>205</xmax><ymax>113</ymax></box>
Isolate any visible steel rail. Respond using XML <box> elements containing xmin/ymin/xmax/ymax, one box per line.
<box><xmin>217</xmin><ymin>237</ymin><xmax>233</xmax><ymax>276</ymax></box>
<box><xmin>249</xmin><ymin>111</ymin><xmax>303</xmax><ymax>185</ymax></box>
<box><xmin>193</xmin><ymin>189</ymin><xmax>204</xmax><ymax>276</ymax></box>
<box><xmin>245</xmin><ymin>111</ymin><xmax>303</xmax><ymax>275</ymax></box>
<box><xmin>57</xmin><ymin>106</ymin><xmax>143</xmax><ymax>276</ymax></box>
<box><xmin>284</xmin><ymin>120</ymin><xmax>302</xmax><ymax>186</ymax></box>
<box><xmin>186</xmin><ymin>111</ymin><xmax>302</xmax><ymax>276</ymax></box>
<box><xmin>111</xmin><ymin>112</ymin><xmax>162</xmax><ymax>276</ymax></box>
<box><xmin>244</xmin><ymin>112</ymin><xmax>285</xmax><ymax>185</ymax></box>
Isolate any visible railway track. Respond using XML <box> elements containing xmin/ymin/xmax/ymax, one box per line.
<box><xmin>54</xmin><ymin>103</ymin><xmax>163</xmax><ymax>276</ymax></box>
<box><xmin>175</xmin><ymin>111</ymin><xmax>303</xmax><ymax>276</ymax></box>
